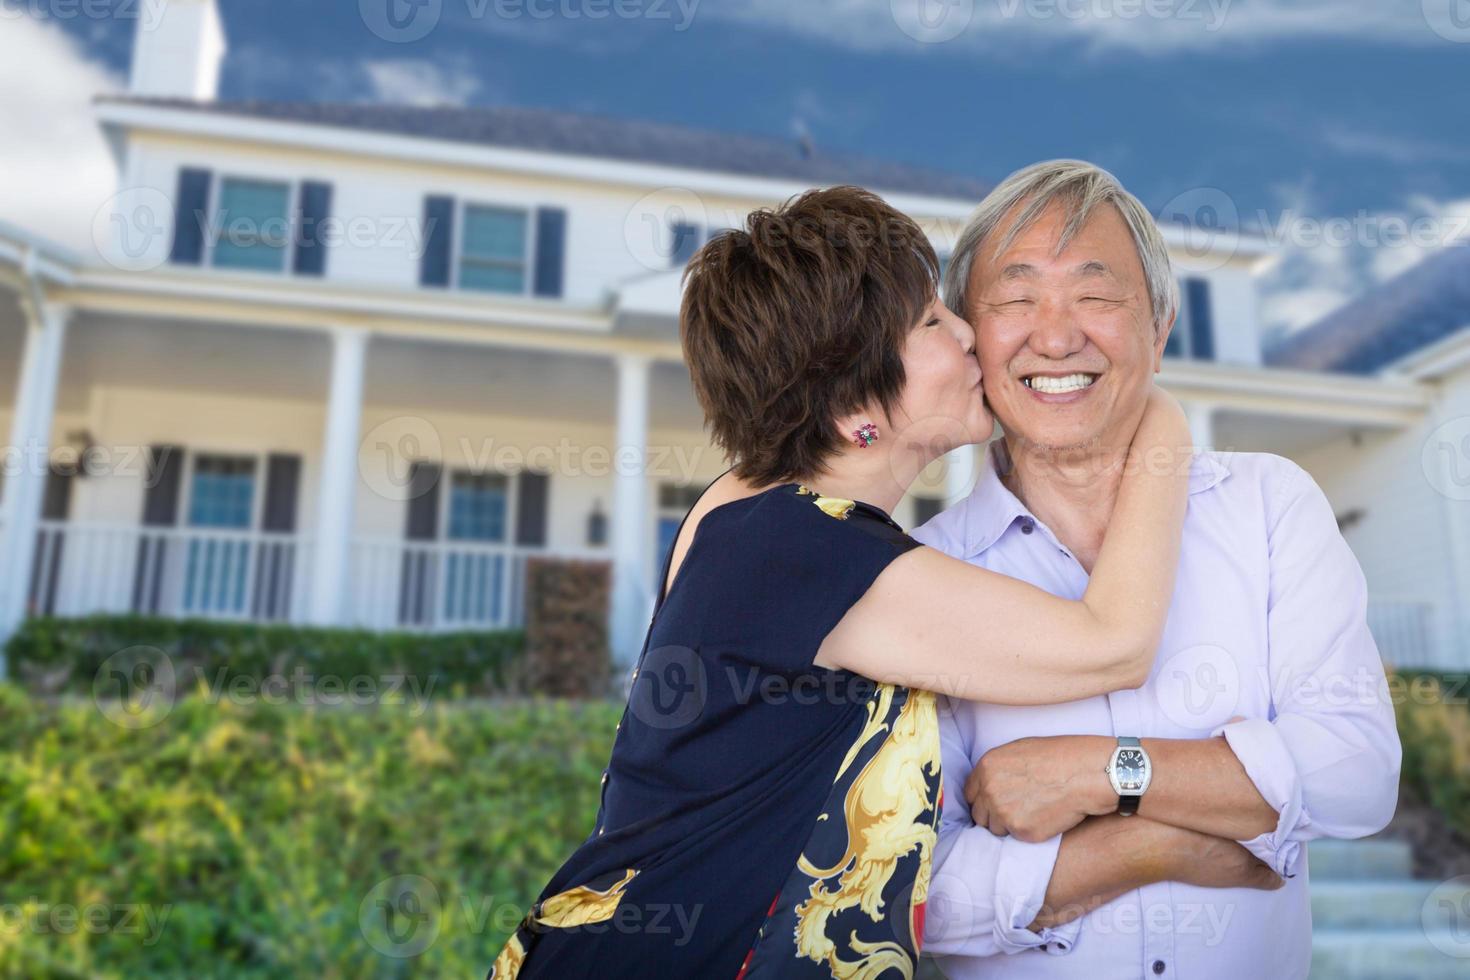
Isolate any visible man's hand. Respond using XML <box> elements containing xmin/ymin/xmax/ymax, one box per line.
<box><xmin>966</xmin><ymin>735</ymin><xmax>1117</xmax><ymax>842</ymax></box>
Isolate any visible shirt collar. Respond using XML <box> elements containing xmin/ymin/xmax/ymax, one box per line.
<box><xmin>953</xmin><ymin>441</ymin><xmax>1231</xmax><ymax>560</ymax></box>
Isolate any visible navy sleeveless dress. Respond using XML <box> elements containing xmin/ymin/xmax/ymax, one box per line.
<box><xmin>488</xmin><ymin>482</ymin><xmax>942</xmax><ymax>979</ymax></box>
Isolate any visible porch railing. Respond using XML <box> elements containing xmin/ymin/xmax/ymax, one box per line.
<box><xmin>29</xmin><ymin>520</ymin><xmax>312</xmax><ymax>624</ymax></box>
<box><xmin>347</xmin><ymin>537</ymin><xmax>608</xmax><ymax>633</ymax></box>
<box><xmin>1366</xmin><ymin>598</ymin><xmax>1441</xmax><ymax>669</ymax></box>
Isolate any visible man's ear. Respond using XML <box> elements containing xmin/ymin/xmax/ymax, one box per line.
<box><xmin>1152</xmin><ymin>312</ymin><xmax>1177</xmax><ymax>372</ymax></box>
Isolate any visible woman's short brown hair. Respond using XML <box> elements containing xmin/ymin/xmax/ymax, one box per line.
<box><xmin>680</xmin><ymin>185</ymin><xmax>940</xmax><ymax>486</ymax></box>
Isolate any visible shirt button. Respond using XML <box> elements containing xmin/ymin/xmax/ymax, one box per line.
<box><xmin>601</xmin><ymin>771</ymin><xmax>609</xmax><ymax>785</ymax></box>
<box><xmin>1021</xmin><ymin>519</ymin><xmax>1035</xmax><ymax>535</ymax></box>
<box><xmin>1152</xmin><ymin>960</ymin><xmax>1166</xmax><ymax>975</ymax></box>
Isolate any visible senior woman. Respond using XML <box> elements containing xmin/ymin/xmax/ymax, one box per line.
<box><xmin>488</xmin><ymin>186</ymin><xmax>1191</xmax><ymax>980</ymax></box>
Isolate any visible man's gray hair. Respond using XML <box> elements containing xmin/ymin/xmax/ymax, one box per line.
<box><xmin>943</xmin><ymin>160</ymin><xmax>1178</xmax><ymax>334</ymax></box>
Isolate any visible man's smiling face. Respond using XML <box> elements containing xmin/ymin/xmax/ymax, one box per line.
<box><xmin>967</xmin><ymin>200</ymin><xmax>1172</xmax><ymax>454</ymax></box>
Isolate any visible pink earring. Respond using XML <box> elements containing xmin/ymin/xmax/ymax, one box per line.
<box><xmin>852</xmin><ymin>423</ymin><xmax>879</xmax><ymax>448</ymax></box>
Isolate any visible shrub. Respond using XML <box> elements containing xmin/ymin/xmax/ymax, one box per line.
<box><xmin>523</xmin><ymin>559</ymin><xmax>612</xmax><ymax>698</ymax></box>
<box><xmin>0</xmin><ymin>686</ymin><xmax>620</xmax><ymax>978</ymax></box>
<box><xmin>1393</xmin><ymin>669</ymin><xmax>1470</xmax><ymax>840</ymax></box>
<box><xmin>5</xmin><ymin>615</ymin><xmax>526</xmax><ymax>701</ymax></box>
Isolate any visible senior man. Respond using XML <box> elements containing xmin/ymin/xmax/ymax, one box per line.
<box><xmin>914</xmin><ymin>160</ymin><xmax>1400</xmax><ymax>979</ymax></box>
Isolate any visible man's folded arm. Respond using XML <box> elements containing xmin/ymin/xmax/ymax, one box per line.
<box><xmin>1206</xmin><ymin>463</ymin><xmax>1402</xmax><ymax>876</ymax></box>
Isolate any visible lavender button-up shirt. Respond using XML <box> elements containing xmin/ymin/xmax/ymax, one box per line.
<box><xmin>913</xmin><ymin>448</ymin><xmax>1400</xmax><ymax>980</ymax></box>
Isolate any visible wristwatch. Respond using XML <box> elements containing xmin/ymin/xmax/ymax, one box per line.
<box><xmin>1104</xmin><ymin>736</ymin><xmax>1152</xmax><ymax>816</ymax></box>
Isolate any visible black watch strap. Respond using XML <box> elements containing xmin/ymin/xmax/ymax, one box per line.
<box><xmin>1116</xmin><ymin>735</ymin><xmax>1143</xmax><ymax>816</ymax></box>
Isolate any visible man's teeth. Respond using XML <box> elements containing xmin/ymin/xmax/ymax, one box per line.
<box><xmin>1023</xmin><ymin>373</ymin><xmax>1098</xmax><ymax>394</ymax></box>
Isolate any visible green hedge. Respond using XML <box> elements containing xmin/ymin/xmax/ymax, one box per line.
<box><xmin>1393</xmin><ymin>669</ymin><xmax>1470</xmax><ymax>840</ymax></box>
<box><xmin>0</xmin><ymin>685</ymin><xmax>620</xmax><ymax>978</ymax></box>
<box><xmin>6</xmin><ymin>615</ymin><xmax>527</xmax><ymax>700</ymax></box>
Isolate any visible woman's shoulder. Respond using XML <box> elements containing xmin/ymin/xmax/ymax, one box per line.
<box><xmin>706</xmin><ymin>483</ymin><xmax>919</xmax><ymax>559</ymax></box>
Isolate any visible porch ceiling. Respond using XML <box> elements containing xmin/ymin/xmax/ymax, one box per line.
<box><xmin>58</xmin><ymin>313</ymin><xmax>332</xmax><ymax>406</ymax></box>
<box><xmin>1213</xmin><ymin>411</ymin><xmax>1368</xmax><ymax>457</ymax></box>
<box><xmin>14</xmin><ymin>310</ymin><xmax>705</xmax><ymax>430</ymax></box>
<box><xmin>367</xmin><ymin>335</ymin><xmax>703</xmax><ymax>429</ymax></box>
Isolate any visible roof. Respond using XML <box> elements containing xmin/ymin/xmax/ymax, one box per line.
<box><xmin>96</xmin><ymin>96</ymin><xmax>996</xmax><ymax>201</ymax></box>
<box><xmin>1266</xmin><ymin>243</ymin><xmax>1470</xmax><ymax>375</ymax></box>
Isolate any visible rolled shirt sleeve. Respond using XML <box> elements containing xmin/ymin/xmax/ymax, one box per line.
<box><xmin>1212</xmin><ymin>462</ymin><xmax>1402</xmax><ymax>878</ymax></box>
<box><xmin>924</xmin><ymin>696</ymin><xmax>1080</xmax><ymax>959</ymax></box>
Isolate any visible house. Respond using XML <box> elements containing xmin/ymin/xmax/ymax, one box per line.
<box><xmin>0</xmin><ymin>0</ymin><xmax>1463</xmax><ymax>671</ymax></box>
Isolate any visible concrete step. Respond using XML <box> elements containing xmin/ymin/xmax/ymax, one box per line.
<box><xmin>1311</xmin><ymin>928</ymin><xmax>1470</xmax><ymax>979</ymax></box>
<box><xmin>1308</xmin><ymin>839</ymin><xmax>1415</xmax><ymax>881</ymax></box>
<box><xmin>1312</xmin><ymin>879</ymin><xmax>1470</xmax><ymax>930</ymax></box>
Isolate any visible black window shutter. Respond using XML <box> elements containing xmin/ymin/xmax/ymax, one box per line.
<box><xmin>399</xmin><ymin>462</ymin><xmax>443</xmax><ymax>625</ymax></box>
<box><xmin>169</xmin><ymin>168</ymin><xmax>212</xmax><ymax>266</ymax></box>
<box><xmin>404</xmin><ymin>463</ymin><xmax>442</xmax><ymax>540</ymax></box>
<box><xmin>260</xmin><ymin>454</ymin><xmax>302</xmax><ymax>532</ymax></box>
<box><xmin>41</xmin><ymin>469</ymin><xmax>73</xmax><ymax>521</ymax></box>
<box><xmin>140</xmin><ymin>446</ymin><xmax>185</xmax><ymax>526</ymax></box>
<box><xmin>133</xmin><ymin>445</ymin><xmax>186</xmax><ymax>613</ymax></box>
<box><xmin>533</xmin><ymin>207</ymin><xmax>567</xmax><ymax>298</ymax></box>
<box><xmin>515</xmin><ymin>470</ymin><xmax>549</xmax><ymax>547</ymax></box>
<box><xmin>670</xmin><ymin>220</ymin><xmax>700</xmax><ymax>266</ymax></box>
<box><xmin>293</xmin><ymin>181</ymin><xmax>334</xmax><ymax>277</ymax></box>
<box><xmin>254</xmin><ymin>454</ymin><xmax>302</xmax><ymax>621</ymax></box>
<box><xmin>29</xmin><ymin>469</ymin><xmax>74</xmax><ymax>615</ymax></box>
<box><xmin>420</xmin><ymin>195</ymin><xmax>456</xmax><ymax>288</ymax></box>
<box><xmin>1185</xmin><ymin>277</ymin><xmax>1215</xmax><ymax>361</ymax></box>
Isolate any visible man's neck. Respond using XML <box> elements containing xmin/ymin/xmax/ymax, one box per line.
<box><xmin>999</xmin><ymin>437</ymin><xmax>1129</xmax><ymax>573</ymax></box>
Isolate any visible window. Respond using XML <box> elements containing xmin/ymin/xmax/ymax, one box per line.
<box><xmin>213</xmin><ymin>178</ymin><xmax>292</xmax><ymax>272</ymax></box>
<box><xmin>441</xmin><ymin>471</ymin><xmax>516</xmax><ymax>624</ymax></box>
<box><xmin>183</xmin><ymin>454</ymin><xmax>257</xmax><ymax>615</ymax></box>
<box><xmin>668</xmin><ymin>222</ymin><xmax>734</xmax><ymax>266</ymax></box>
<box><xmin>447</xmin><ymin>472</ymin><xmax>511</xmax><ymax>541</ymax></box>
<box><xmin>656</xmin><ymin>484</ymin><xmax>705</xmax><ymax>569</ymax></box>
<box><xmin>460</xmin><ymin>205</ymin><xmax>529</xmax><ymax>294</ymax></box>
<box><xmin>1165</xmin><ymin>277</ymin><xmax>1215</xmax><ymax>361</ymax></box>
<box><xmin>187</xmin><ymin>455</ymin><xmax>256</xmax><ymax>529</ymax></box>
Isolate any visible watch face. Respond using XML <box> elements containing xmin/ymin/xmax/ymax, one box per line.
<box><xmin>1114</xmin><ymin>749</ymin><xmax>1148</xmax><ymax>792</ymax></box>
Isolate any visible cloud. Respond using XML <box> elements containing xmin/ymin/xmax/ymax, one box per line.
<box><xmin>708</xmin><ymin>0</ymin><xmax>1460</xmax><ymax>57</ymax></box>
<box><xmin>361</xmin><ymin>59</ymin><xmax>484</xmax><ymax>107</ymax></box>
<box><xmin>0</xmin><ymin>13</ymin><xmax>120</xmax><ymax>258</ymax></box>
<box><xmin>1319</xmin><ymin>124</ymin><xmax>1470</xmax><ymax>166</ymax></box>
<box><xmin>1258</xmin><ymin>189</ymin><xmax>1470</xmax><ymax>340</ymax></box>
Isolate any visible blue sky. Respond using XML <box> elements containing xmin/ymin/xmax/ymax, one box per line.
<box><xmin>14</xmin><ymin>0</ymin><xmax>1470</xmax><ymax>336</ymax></box>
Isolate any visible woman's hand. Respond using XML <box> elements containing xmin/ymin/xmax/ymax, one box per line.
<box><xmin>1129</xmin><ymin>386</ymin><xmax>1193</xmax><ymax>474</ymax></box>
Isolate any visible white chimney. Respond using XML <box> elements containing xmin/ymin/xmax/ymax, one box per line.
<box><xmin>129</xmin><ymin>0</ymin><xmax>227</xmax><ymax>101</ymax></box>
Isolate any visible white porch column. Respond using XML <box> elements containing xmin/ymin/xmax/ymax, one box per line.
<box><xmin>1185</xmin><ymin>401</ymin><xmax>1215</xmax><ymax>451</ymax></box>
<box><xmin>0</xmin><ymin>303</ymin><xmax>70</xmax><ymax>661</ymax></box>
<box><xmin>307</xmin><ymin>328</ymin><xmax>368</xmax><ymax>626</ymax></box>
<box><xmin>944</xmin><ymin>444</ymin><xmax>980</xmax><ymax>506</ymax></box>
<box><xmin>609</xmin><ymin>353</ymin><xmax>651</xmax><ymax>665</ymax></box>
